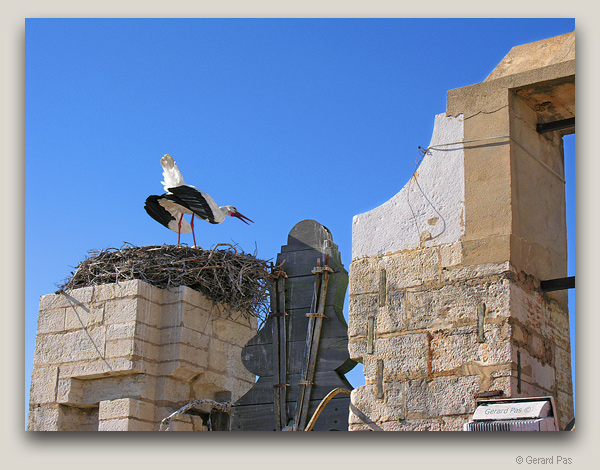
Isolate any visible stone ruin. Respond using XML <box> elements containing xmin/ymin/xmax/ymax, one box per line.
<box><xmin>348</xmin><ymin>32</ymin><xmax>575</xmax><ymax>431</ymax></box>
<box><xmin>28</xmin><ymin>279</ymin><xmax>257</xmax><ymax>431</ymax></box>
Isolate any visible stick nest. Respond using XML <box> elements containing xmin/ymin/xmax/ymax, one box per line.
<box><xmin>57</xmin><ymin>243</ymin><xmax>270</xmax><ymax>321</ymax></box>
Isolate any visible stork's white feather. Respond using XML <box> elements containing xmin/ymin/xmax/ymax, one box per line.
<box><xmin>160</xmin><ymin>154</ymin><xmax>186</xmax><ymax>191</ymax></box>
<box><xmin>158</xmin><ymin>198</ymin><xmax>192</xmax><ymax>233</ymax></box>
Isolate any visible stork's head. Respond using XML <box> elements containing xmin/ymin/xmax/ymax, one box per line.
<box><xmin>223</xmin><ymin>206</ymin><xmax>254</xmax><ymax>225</ymax></box>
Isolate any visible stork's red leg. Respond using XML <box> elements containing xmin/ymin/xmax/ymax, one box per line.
<box><xmin>191</xmin><ymin>214</ymin><xmax>197</xmax><ymax>248</ymax></box>
<box><xmin>177</xmin><ymin>214</ymin><xmax>184</xmax><ymax>246</ymax></box>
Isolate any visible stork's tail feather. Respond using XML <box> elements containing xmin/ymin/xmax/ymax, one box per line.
<box><xmin>160</xmin><ymin>154</ymin><xmax>185</xmax><ymax>191</ymax></box>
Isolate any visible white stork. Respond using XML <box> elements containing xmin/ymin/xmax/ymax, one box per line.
<box><xmin>145</xmin><ymin>154</ymin><xmax>253</xmax><ymax>247</ymax></box>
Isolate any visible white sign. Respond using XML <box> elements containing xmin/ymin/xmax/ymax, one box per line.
<box><xmin>472</xmin><ymin>400</ymin><xmax>551</xmax><ymax>421</ymax></box>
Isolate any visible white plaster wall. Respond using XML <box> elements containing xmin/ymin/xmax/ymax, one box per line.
<box><xmin>352</xmin><ymin>113</ymin><xmax>465</xmax><ymax>260</ymax></box>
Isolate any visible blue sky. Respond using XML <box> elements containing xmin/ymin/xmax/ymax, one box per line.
<box><xmin>25</xmin><ymin>18</ymin><xmax>575</xmax><ymax>425</ymax></box>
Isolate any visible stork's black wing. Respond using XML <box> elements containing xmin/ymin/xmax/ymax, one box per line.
<box><xmin>167</xmin><ymin>185</ymin><xmax>220</xmax><ymax>224</ymax></box>
<box><xmin>144</xmin><ymin>195</ymin><xmax>176</xmax><ymax>229</ymax></box>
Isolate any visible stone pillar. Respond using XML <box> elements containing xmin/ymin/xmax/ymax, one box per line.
<box><xmin>28</xmin><ymin>279</ymin><xmax>256</xmax><ymax>431</ymax></box>
<box><xmin>348</xmin><ymin>32</ymin><xmax>574</xmax><ymax>431</ymax></box>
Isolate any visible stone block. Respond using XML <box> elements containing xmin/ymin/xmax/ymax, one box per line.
<box><xmin>430</xmin><ymin>324</ymin><xmax>512</xmax><ymax>373</ymax></box>
<box><xmin>80</xmin><ymin>373</ymin><xmax>157</xmax><ymax>405</ymax></box>
<box><xmin>488</xmin><ymin>374</ymin><xmax>512</xmax><ymax>397</ymax></box>
<box><xmin>135</xmin><ymin>297</ymin><xmax>163</xmax><ymax>328</ymax></box>
<box><xmin>98</xmin><ymin>417</ymin><xmax>154</xmax><ymax>431</ymax></box>
<box><xmin>207</xmin><ymin>338</ymin><xmax>233</xmax><ymax>373</ymax></box>
<box><xmin>165</xmin><ymin>419</ymin><xmax>193</xmax><ymax>432</ymax></box>
<box><xmin>517</xmin><ymin>348</ymin><xmax>556</xmax><ymax>392</ymax></box>
<box><xmin>39</xmin><ymin>286</ymin><xmax>96</xmax><ymax>310</ymax></box>
<box><xmin>57</xmin><ymin>404</ymin><xmax>99</xmax><ymax>431</ymax></box>
<box><xmin>404</xmin><ymin>280</ymin><xmax>507</xmax><ymax>331</ymax></box>
<box><xmin>181</xmin><ymin>302</ymin><xmax>212</xmax><ymax>334</ymax></box>
<box><xmin>133</xmin><ymin>322</ymin><xmax>160</xmax><ymax>344</ymax></box>
<box><xmin>384</xmin><ymin>248</ymin><xmax>440</xmax><ymax>290</ymax></box>
<box><xmin>369</xmin><ymin>333</ymin><xmax>429</xmax><ymax>380</ymax></box>
<box><xmin>546</xmin><ymin>301</ymin><xmax>571</xmax><ymax>350</ymax></box>
<box><xmin>380</xmin><ymin>417</ymin><xmax>442</xmax><ymax>431</ymax></box>
<box><xmin>34</xmin><ymin>327</ymin><xmax>106</xmax><ymax>365</ymax></box>
<box><xmin>554</xmin><ymin>346</ymin><xmax>573</xmax><ymax>394</ymax></box>
<box><xmin>160</xmin><ymin>285</ymin><xmax>185</xmax><ymax>306</ymax></box>
<box><xmin>440</xmin><ymin>415</ymin><xmax>471</xmax><ymax>431</ymax></box>
<box><xmin>89</xmin><ymin>279</ymin><xmax>154</xmax><ymax>303</ymax></box>
<box><xmin>441</xmin><ymin>261</ymin><xmax>511</xmax><ymax>284</ymax></box>
<box><xmin>56</xmin><ymin>377</ymin><xmax>83</xmax><ymax>405</ymax></box>
<box><xmin>374</xmin><ymin>298</ymin><xmax>408</xmax><ymax>335</ymax></box>
<box><xmin>29</xmin><ymin>367</ymin><xmax>58</xmax><ymax>404</ymax></box>
<box><xmin>348</xmin><ymin>259</ymin><xmax>378</xmax><ymax>295</ymax></box>
<box><xmin>64</xmin><ymin>303</ymin><xmax>104</xmax><ymax>331</ymax></box>
<box><xmin>211</xmin><ymin>316</ymin><xmax>255</xmax><ymax>346</ymax></box>
<box><xmin>348</xmin><ymin>338</ymin><xmax>366</xmax><ymax>362</ymax></box>
<box><xmin>406</xmin><ymin>376</ymin><xmax>479</xmax><ymax>417</ymax></box>
<box><xmin>57</xmin><ymin>357</ymin><xmax>137</xmax><ymax>379</ymax></box>
<box><xmin>98</xmin><ymin>398</ymin><xmax>156</xmax><ymax>422</ymax></box>
<box><xmin>349</xmin><ymin>384</ymin><xmax>383</xmax><ymax>425</ymax></box>
<box><xmin>347</xmin><ymin>294</ymin><xmax>378</xmax><ymax>337</ymax></box>
<box><xmin>105</xmin><ymin>322</ymin><xmax>137</xmax><ymax>341</ymax></box>
<box><xmin>440</xmin><ymin>242</ymin><xmax>462</xmax><ymax>268</ymax></box>
<box><xmin>154</xmin><ymin>376</ymin><xmax>191</xmax><ymax>404</ymax></box>
<box><xmin>159</xmin><ymin>342</ymin><xmax>209</xmax><ymax>367</ymax></box>
<box><xmin>156</xmin><ymin>361</ymin><xmax>197</xmax><ymax>381</ymax></box>
<box><xmin>516</xmin><ymin>378</ymin><xmax>551</xmax><ymax>398</ymax></box>
<box><xmin>104</xmin><ymin>298</ymin><xmax>143</xmax><ymax>325</ymax></box>
<box><xmin>198</xmin><ymin>370</ymin><xmax>252</xmax><ymax>402</ymax></box>
<box><xmin>105</xmin><ymin>338</ymin><xmax>135</xmax><ymax>358</ymax></box>
<box><xmin>36</xmin><ymin>307</ymin><xmax>66</xmax><ymax>334</ymax></box>
<box><xmin>27</xmin><ymin>404</ymin><xmax>60</xmax><ymax>431</ymax></box>
<box><xmin>555</xmin><ymin>389</ymin><xmax>574</xmax><ymax>430</ymax></box>
<box><xmin>350</xmin><ymin>250</ymin><xmax>440</xmax><ymax>295</ymax></box>
<box><xmin>509</xmin><ymin>283</ymin><xmax>545</xmax><ymax>332</ymax></box>
<box><xmin>181</xmin><ymin>327</ymin><xmax>212</xmax><ymax>351</ymax></box>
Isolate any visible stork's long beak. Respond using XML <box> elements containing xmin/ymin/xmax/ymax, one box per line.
<box><xmin>232</xmin><ymin>211</ymin><xmax>254</xmax><ymax>225</ymax></box>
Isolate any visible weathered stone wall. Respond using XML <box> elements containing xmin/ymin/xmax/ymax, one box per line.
<box><xmin>28</xmin><ymin>279</ymin><xmax>256</xmax><ymax>431</ymax></box>
<box><xmin>348</xmin><ymin>244</ymin><xmax>573</xmax><ymax>430</ymax></box>
<box><xmin>348</xmin><ymin>32</ymin><xmax>574</xmax><ymax>431</ymax></box>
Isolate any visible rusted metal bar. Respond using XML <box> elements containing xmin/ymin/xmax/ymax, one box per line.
<box><xmin>367</xmin><ymin>316</ymin><xmax>375</xmax><ymax>355</ymax></box>
<box><xmin>477</xmin><ymin>302</ymin><xmax>486</xmax><ymax>343</ymax></box>
<box><xmin>376</xmin><ymin>359</ymin><xmax>384</xmax><ymax>400</ymax></box>
<box><xmin>536</xmin><ymin>117</ymin><xmax>575</xmax><ymax>134</ymax></box>
<box><xmin>379</xmin><ymin>268</ymin><xmax>387</xmax><ymax>307</ymax></box>
<box><xmin>540</xmin><ymin>276</ymin><xmax>575</xmax><ymax>292</ymax></box>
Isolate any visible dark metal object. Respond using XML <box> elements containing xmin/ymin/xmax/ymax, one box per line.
<box><xmin>293</xmin><ymin>256</ymin><xmax>333</xmax><ymax>431</ymax></box>
<box><xmin>517</xmin><ymin>351</ymin><xmax>522</xmax><ymax>394</ymax></box>
<box><xmin>474</xmin><ymin>390</ymin><xmax>504</xmax><ymax>399</ymax></box>
<box><xmin>536</xmin><ymin>117</ymin><xmax>575</xmax><ymax>134</ymax></box>
<box><xmin>270</xmin><ymin>265</ymin><xmax>289</xmax><ymax>431</ymax></box>
<box><xmin>540</xmin><ymin>276</ymin><xmax>575</xmax><ymax>292</ymax></box>
<box><xmin>230</xmin><ymin>220</ymin><xmax>356</xmax><ymax>431</ymax></box>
